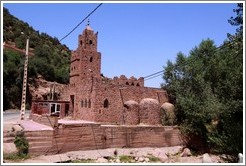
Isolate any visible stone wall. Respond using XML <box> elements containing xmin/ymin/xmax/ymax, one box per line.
<box><xmin>30</xmin><ymin>114</ymin><xmax>58</xmax><ymax>128</ymax></box>
<box><xmin>26</xmin><ymin>123</ymin><xmax>184</xmax><ymax>156</ymax></box>
<box><xmin>139</xmin><ymin>98</ymin><xmax>161</xmax><ymax>125</ymax></box>
<box><xmin>123</xmin><ymin>100</ymin><xmax>140</xmax><ymax>125</ymax></box>
<box><xmin>67</xmin><ymin>79</ymin><xmax>169</xmax><ymax>124</ymax></box>
<box><xmin>59</xmin><ymin>25</ymin><xmax>169</xmax><ymax>125</ymax></box>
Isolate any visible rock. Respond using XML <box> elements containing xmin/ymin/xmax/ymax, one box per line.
<box><xmin>28</xmin><ymin>76</ymin><xmax>66</xmax><ymax>101</ymax></box>
<box><xmin>129</xmin><ymin>150</ymin><xmax>137</xmax><ymax>156</ymax></box>
<box><xmin>13</xmin><ymin>124</ymin><xmax>23</xmax><ymax>132</ymax></box>
<box><xmin>96</xmin><ymin>157</ymin><xmax>108</xmax><ymax>163</ymax></box>
<box><xmin>202</xmin><ymin>153</ymin><xmax>212</xmax><ymax>163</ymax></box>
<box><xmin>3</xmin><ymin>143</ymin><xmax>18</xmax><ymax>154</ymax></box>
<box><xmin>152</xmin><ymin>149</ymin><xmax>168</xmax><ymax>162</ymax></box>
<box><xmin>138</xmin><ymin>157</ymin><xmax>145</xmax><ymax>162</ymax></box>
<box><xmin>115</xmin><ymin>158</ymin><xmax>120</xmax><ymax>163</ymax></box>
<box><xmin>180</xmin><ymin>148</ymin><xmax>192</xmax><ymax>157</ymax></box>
<box><xmin>238</xmin><ymin>153</ymin><xmax>243</xmax><ymax>163</ymax></box>
<box><xmin>160</xmin><ymin>155</ymin><xmax>169</xmax><ymax>162</ymax></box>
<box><xmin>144</xmin><ymin>157</ymin><xmax>150</xmax><ymax>162</ymax></box>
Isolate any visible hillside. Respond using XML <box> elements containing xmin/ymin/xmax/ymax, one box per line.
<box><xmin>3</xmin><ymin>7</ymin><xmax>71</xmax><ymax>110</ymax></box>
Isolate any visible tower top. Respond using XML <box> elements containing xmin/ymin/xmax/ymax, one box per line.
<box><xmin>86</xmin><ymin>19</ymin><xmax>93</xmax><ymax>31</ymax></box>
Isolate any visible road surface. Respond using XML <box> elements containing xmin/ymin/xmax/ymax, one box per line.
<box><xmin>3</xmin><ymin>110</ymin><xmax>30</xmax><ymax>122</ymax></box>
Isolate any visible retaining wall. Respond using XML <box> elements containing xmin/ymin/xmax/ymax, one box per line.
<box><xmin>27</xmin><ymin>122</ymin><xmax>184</xmax><ymax>156</ymax></box>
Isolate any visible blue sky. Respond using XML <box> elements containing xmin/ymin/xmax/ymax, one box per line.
<box><xmin>2</xmin><ymin>2</ymin><xmax>238</xmax><ymax>88</ymax></box>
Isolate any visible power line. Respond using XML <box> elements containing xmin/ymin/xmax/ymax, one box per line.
<box><xmin>144</xmin><ymin>73</ymin><xmax>163</xmax><ymax>81</ymax></box>
<box><xmin>143</xmin><ymin>40</ymin><xmax>240</xmax><ymax>81</ymax></box>
<box><xmin>59</xmin><ymin>3</ymin><xmax>103</xmax><ymax>42</ymax></box>
<box><xmin>144</xmin><ymin>70</ymin><xmax>164</xmax><ymax>79</ymax></box>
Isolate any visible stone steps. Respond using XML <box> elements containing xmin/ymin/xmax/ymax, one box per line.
<box><xmin>25</xmin><ymin>136</ymin><xmax>53</xmax><ymax>142</ymax></box>
<box><xmin>3</xmin><ymin>132</ymin><xmax>16</xmax><ymax>138</ymax></box>
<box><xmin>24</xmin><ymin>130</ymin><xmax>55</xmax><ymax>156</ymax></box>
<box><xmin>3</xmin><ymin>137</ymin><xmax>15</xmax><ymax>143</ymax></box>
<box><xmin>3</xmin><ymin>131</ymin><xmax>17</xmax><ymax>145</ymax></box>
<box><xmin>28</xmin><ymin>140</ymin><xmax>53</xmax><ymax>147</ymax></box>
<box><xmin>28</xmin><ymin>146</ymin><xmax>54</xmax><ymax>155</ymax></box>
<box><xmin>24</xmin><ymin>130</ymin><xmax>54</xmax><ymax>137</ymax></box>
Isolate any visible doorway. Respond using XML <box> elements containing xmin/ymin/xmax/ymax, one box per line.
<box><xmin>50</xmin><ymin>103</ymin><xmax>61</xmax><ymax>115</ymax></box>
<box><xmin>70</xmin><ymin>95</ymin><xmax>75</xmax><ymax>113</ymax></box>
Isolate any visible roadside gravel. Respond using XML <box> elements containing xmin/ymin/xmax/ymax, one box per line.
<box><xmin>4</xmin><ymin>146</ymin><xmax>227</xmax><ymax>164</ymax></box>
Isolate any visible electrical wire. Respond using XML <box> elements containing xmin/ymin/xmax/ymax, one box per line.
<box><xmin>144</xmin><ymin>73</ymin><xmax>164</xmax><ymax>81</ymax></box>
<box><xmin>143</xmin><ymin>70</ymin><xmax>164</xmax><ymax>79</ymax></box>
<box><xmin>143</xmin><ymin>39</ymin><xmax>240</xmax><ymax>81</ymax></box>
<box><xmin>59</xmin><ymin>3</ymin><xmax>103</xmax><ymax>42</ymax></box>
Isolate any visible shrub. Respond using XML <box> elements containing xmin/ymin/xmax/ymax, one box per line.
<box><xmin>14</xmin><ymin>131</ymin><xmax>29</xmax><ymax>156</ymax></box>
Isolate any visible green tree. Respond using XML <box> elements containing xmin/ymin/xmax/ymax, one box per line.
<box><xmin>3</xmin><ymin>7</ymin><xmax>71</xmax><ymax>110</ymax></box>
<box><xmin>162</xmin><ymin>4</ymin><xmax>243</xmax><ymax>160</ymax></box>
<box><xmin>207</xmin><ymin>3</ymin><xmax>243</xmax><ymax>158</ymax></box>
<box><xmin>3</xmin><ymin>50</ymin><xmax>24</xmax><ymax>109</ymax></box>
<box><xmin>163</xmin><ymin>40</ymin><xmax>221</xmax><ymax>151</ymax></box>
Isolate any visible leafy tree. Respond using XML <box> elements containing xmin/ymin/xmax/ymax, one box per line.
<box><xmin>3</xmin><ymin>50</ymin><xmax>24</xmax><ymax>109</ymax></box>
<box><xmin>207</xmin><ymin>3</ymin><xmax>243</xmax><ymax>158</ymax></box>
<box><xmin>162</xmin><ymin>4</ymin><xmax>243</xmax><ymax>160</ymax></box>
<box><xmin>3</xmin><ymin>7</ymin><xmax>71</xmax><ymax>110</ymax></box>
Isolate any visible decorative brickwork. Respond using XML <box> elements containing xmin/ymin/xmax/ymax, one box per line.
<box><xmin>60</xmin><ymin>25</ymin><xmax>169</xmax><ymax>124</ymax></box>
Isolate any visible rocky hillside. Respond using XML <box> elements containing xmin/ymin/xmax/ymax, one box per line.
<box><xmin>3</xmin><ymin>7</ymin><xmax>71</xmax><ymax>110</ymax></box>
<box><xmin>28</xmin><ymin>75</ymin><xmax>67</xmax><ymax>101</ymax></box>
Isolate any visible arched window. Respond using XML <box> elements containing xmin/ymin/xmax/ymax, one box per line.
<box><xmin>131</xmin><ymin>82</ymin><xmax>135</xmax><ymax>86</ymax></box>
<box><xmin>90</xmin><ymin>57</ymin><xmax>93</xmax><ymax>62</ymax></box>
<box><xmin>126</xmin><ymin>82</ymin><xmax>129</xmax><ymax>85</ymax></box>
<box><xmin>136</xmin><ymin>83</ymin><xmax>140</xmax><ymax>86</ymax></box>
<box><xmin>85</xmin><ymin>99</ymin><xmax>87</xmax><ymax>107</ymax></box>
<box><xmin>89</xmin><ymin>40</ymin><xmax>93</xmax><ymax>45</ymax></box>
<box><xmin>104</xmin><ymin>99</ymin><xmax>109</xmax><ymax>108</ymax></box>
<box><xmin>88</xmin><ymin>99</ymin><xmax>91</xmax><ymax>108</ymax></box>
<box><xmin>81</xmin><ymin>100</ymin><xmax>84</xmax><ymax>107</ymax></box>
<box><xmin>80</xmin><ymin>40</ymin><xmax>83</xmax><ymax>46</ymax></box>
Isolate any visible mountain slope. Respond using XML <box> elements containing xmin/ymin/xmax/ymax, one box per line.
<box><xmin>3</xmin><ymin>7</ymin><xmax>71</xmax><ymax>110</ymax></box>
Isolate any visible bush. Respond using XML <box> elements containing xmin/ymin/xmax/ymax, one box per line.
<box><xmin>119</xmin><ymin>155</ymin><xmax>134</xmax><ymax>163</ymax></box>
<box><xmin>14</xmin><ymin>131</ymin><xmax>29</xmax><ymax>156</ymax></box>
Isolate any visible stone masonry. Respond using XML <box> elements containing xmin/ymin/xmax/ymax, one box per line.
<box><xmin>61</xmin><ymin>24</ymin><xmax>169</xmax><ymax>125</ymax></box>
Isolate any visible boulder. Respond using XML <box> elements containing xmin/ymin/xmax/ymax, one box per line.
<box><xmin>152</xmin><ymin>149</ymin><xmax>168</xmax><ymax>162</ymax></box>
<box><xmin>3</xmin><ymin>143</ymin><xmax>18</xmax><ymax>155</ymax></box>
<box><xmin>180</xmin><ymin>148</ymin><xmax>192</xmax><ymax>157</ymax></box>
<box><xmin>238</xmin><ymin>153</ymin><xmax>243</xmax><ymax>163</ymax></box>
<box><xmin>202</xmin><ymin>153</ymin><xmax>212</xmax><ymax>163</ymax></box>
<box><xmin>96</xmin><ymin>157</ymin><xmax>108</xmax><ymax>163</ymax></box>
<box><xmin>138</xmin><ymin>157</ymin><xmax>145</xmax><ymax>162</ymax></box>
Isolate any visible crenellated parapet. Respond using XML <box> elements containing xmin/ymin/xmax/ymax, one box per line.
<box><xmin>111</xmin><ymin>75</ymin><xmax>144</xmax><ymax>87</ymax></box>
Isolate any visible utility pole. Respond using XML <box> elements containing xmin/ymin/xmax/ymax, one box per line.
<box><xmin>51</xmin><ymin>83</ymin><xmax>55</xmax><ymax>101</ymax></box>
<box><xmin>20</xmin><ymin>38</ymin><xmax>29</xmax><ymax>120</ymax></box>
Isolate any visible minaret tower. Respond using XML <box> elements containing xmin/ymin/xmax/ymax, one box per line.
<box><xmin>69</xmin><ymin>21</ymin><xmax>101</xmax><ymax>87</ymax></box>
